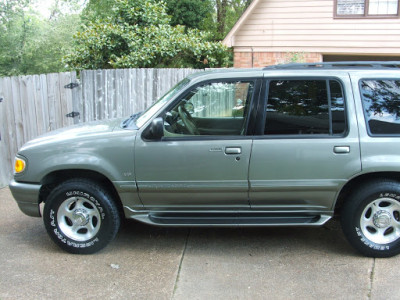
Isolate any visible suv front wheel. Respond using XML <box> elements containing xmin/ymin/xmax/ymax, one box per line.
<box><xmin>341</xmin><ymin>180</ymin><xmax>400</xmax><ymax>258</ymax></box>
<box><xmin>43</xmin><ymin>179</ymin><xmax>120</xmax><ymax>254</ymax></box>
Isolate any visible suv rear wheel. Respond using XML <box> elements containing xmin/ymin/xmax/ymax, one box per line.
<box><xmin>341</xmin><ymin>180</ymin><xmax>400</xmax><ymax>257</ymax></box>
<box><xmin>43</xmin><ymin>179</ymin><xmax>120</xmax><ymax>254</ymax></box>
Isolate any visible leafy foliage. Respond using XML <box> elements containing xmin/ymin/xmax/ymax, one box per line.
<box><xmin>81</xmin><ymin>0</ymin><xmax>116</xmax><ymax>23</ymax></box>
<box><xmin>0</xmin><ymin>0</ymin><xmax>248</xmax><ymax>75</ymax></box>
<box><xmin>0</xmin><ymin>0</ymin><xmax>81</xmax><ymax>76</ymax></box>
<box><xmin>164</xmin><ymin>0</ymin><xmax>213</xmax><ymax>30</ymax></box>
<box><xmin>65</xmin><ymin>0</ymin><xmax>229</xmax><ymax>69</ymax></box>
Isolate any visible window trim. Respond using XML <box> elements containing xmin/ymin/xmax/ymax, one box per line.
<box><xmin>143</xmin><ymin>77</ymin><xmax>263</xmax><ymax>142</ymax></box>
<box><xmin>256</xmin><ymin>77</ymin><xmax>349</xmax><ymax>139</ymax></box>
<box><xmin>334</xmin><ymin>0</ymin><xmax>400</xmax><ymax>19</ymax></box>
<box><xmin>359</xmin><ymin>77</ymin><xmax>400</xmax><ymax>137</ymax></box>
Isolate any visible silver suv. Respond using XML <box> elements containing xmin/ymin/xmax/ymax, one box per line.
<box><xmin>10</xmin><ymin>62</ymin><xmax>400</xmax><ymax>257</ymax></box>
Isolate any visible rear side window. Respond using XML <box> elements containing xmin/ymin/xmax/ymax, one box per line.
<box><xmin>361</xmin><ymin>79</ymin><xmax>400</xmax><ymax>135</ymax></box>
<box><xmin>264</xmin><ymin>79</ymin><xmax>346</xmax><ymax>136</ymax></box>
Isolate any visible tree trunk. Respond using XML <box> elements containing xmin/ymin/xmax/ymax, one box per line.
<box><xmin>216</xmin><ymin>0</ymin><xmax>227</xmax><ymax>38</ymax></box>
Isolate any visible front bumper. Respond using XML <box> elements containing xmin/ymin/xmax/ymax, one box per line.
<box><xmin>9</xmin><ymin>179</ymin><xmax>41</xmax><ymax>217</ymax></box>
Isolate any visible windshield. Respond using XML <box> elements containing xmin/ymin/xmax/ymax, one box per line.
<box><xmin>135</xmin><ymin>78</ymin><xmax>190</xmax><ymax>128</ymax></box>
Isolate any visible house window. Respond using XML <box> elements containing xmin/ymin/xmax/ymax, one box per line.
<box><xmin>336</xmin><ymin>0</ymin><xmax>399</xmax><ymax>17</ymax></box>
<box><xmin>369</xmin><ymin>0</ymin><xmax>398</xmax><ymax>14</ymax></box>
<box><xmin>337</xmin><ymin>0</ymin><xmax>365</xmax><ymax>15</ymax></box>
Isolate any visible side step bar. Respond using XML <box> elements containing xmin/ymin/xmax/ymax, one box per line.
<box><xmin>130</xmin><ymin>212</ymin><xmax>331</xmax><ymax>227</ymax></box>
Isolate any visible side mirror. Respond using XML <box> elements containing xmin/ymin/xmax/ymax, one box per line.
<box><xmin>148</xmin><ymin>117</ymin><xmax>164</xmax><ymax>140</ymax></box>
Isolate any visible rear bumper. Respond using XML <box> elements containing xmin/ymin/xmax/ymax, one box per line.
<box><xmin>9</xmin><ymin>179</ymin><xmax>41</xmax><ymax>217</ymax></box>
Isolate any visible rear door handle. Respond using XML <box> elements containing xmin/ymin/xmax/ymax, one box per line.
<box><xmin>225</xmin><ymin>147</ymin><xmax>242</xmax><ymax>155</ymax></box>
<box><xmin>334</xmin><ymin>146</ymin><xmax>350</xmax><ymax>154</ymax></box>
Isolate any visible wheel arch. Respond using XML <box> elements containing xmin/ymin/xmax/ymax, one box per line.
<box><xmin>39</xmin><ymin>169</ymin><xmax>124</xmax><ymax>218</ymax></box>
<box><xmin>334</xmin><ymin>172</ymin><xmax>400</xmax><ymax>215</ymax></box>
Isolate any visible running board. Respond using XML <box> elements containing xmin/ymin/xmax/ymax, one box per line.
<box><xmin>131</xmin><ymin>212</ymin><xmax>331</xmax><ymax>227</ymax></box>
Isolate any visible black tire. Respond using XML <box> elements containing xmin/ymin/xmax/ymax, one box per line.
<box><xmin>43</xmin><ymin>179</ymin><xmax>120</xmax><ymax>254</ymax></box>
<box><xmin>341</xmin><ymin>179</ymin><xmax>400</xmax><ymax>258</ymax></box>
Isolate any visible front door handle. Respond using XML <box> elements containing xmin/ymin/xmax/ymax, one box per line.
<box><xmin>225</xmin><ymin>147</ymin><xmax>242</xmax><ymax>155</ymax></box>
<box><xmin>334</xmin><ymin>146</ymin><xmax>350</xmax><ymax>154</ymax></box>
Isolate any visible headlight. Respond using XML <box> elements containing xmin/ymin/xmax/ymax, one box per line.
<box><xmin>14</xmin><ymin>157</ymin><xmax>26</xmax><ymax>174</ymax></box>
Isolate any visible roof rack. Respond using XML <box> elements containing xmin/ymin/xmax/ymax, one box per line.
<box><xmin>263</xmin><ymin>61</ymin><xmax>400</xmax><ymax>70</ymax></box>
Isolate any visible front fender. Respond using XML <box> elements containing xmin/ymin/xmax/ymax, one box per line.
<box><xmin>15</xmin><ymin>130</ymin><xmax>136</xmax><ymax>184</ymax></box>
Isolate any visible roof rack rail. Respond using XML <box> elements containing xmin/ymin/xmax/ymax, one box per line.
<box><xmin>263</xmin><ymin>61</ymin><xmax>400</xmax><ymax>70</ymax></box>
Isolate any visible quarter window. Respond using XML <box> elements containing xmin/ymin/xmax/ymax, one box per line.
<box><xmin>361</xmin><ymin>79</ymin><xmax>400</xmax><ymax>135</ymax></box>
<box><xmin>264</xmin><ymin>80</ymin><xmax>346</xmax><ymax>136</ymax></box>
<box><xmin>336</xmin><ymin>0</ymin><xmax>399</xmax><ymax>17</ymax></box>
<box><xmin>164</xmin><ymin>81</ymin><xmax>254</xmax><ymax>136</ymax></box>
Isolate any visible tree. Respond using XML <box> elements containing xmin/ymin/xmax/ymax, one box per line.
<box><xmin>0</xmin><ymin>0</ymin><xmax>31</xmax><ymax>75</ymax></box>
<box><xmin>164</xmin><ymin>0</ymin><xmax>213</xmax><ymax>30</ymax></box>
<box><xmin>214</xmin><ymin>0</ymin><xmax>252</xmax><ymax>39</ymax></box>
<box><xmin>81</xmin><ymin>0</ymin><xmax>115</xmax><ymax>23</ymax></box>
<box><xmin>215</xmin><ymin>0</ymin><xmax>227</xmax><ymax>39</ymax></box>
<box><xmin>0</xmin><ymin>0</ymin><xmax>81</xmax><ymax>76</ymax></box>
<box><xmin>23</xmin><ymin>14</ymin><xmax>81</xmax><ymax>74</ymax></box>
<box><xmin>64</xmin><ymin>0</ymin><xmax>229</xmax><ymax>69</ymax></box>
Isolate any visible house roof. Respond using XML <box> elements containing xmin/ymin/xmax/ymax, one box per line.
<box><xmin>222</xmin><ymin>0</ymin><xmax>260</xmax><ymax>47</ymax></box>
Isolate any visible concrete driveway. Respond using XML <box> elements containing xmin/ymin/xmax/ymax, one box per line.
<box><xmin>1</xmin><ymin>186</ymin><xmax>399</xmax><ymax>299</ymax></box>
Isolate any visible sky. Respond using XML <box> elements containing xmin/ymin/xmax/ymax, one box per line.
<box><xmin>32</xmin><ymin>0</ymin><xmax>54</xmax><ymax>18</ymax></box>
<box><xmin>31</xmin><ymin>0</ymin><xmax>86</xmax><ymax>18</ymax></box>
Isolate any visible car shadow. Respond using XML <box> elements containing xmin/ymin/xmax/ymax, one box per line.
<box><xmin>112</xmin><ymin>218</ymin><xmax>358</xmax><ymax>257</ymax></box>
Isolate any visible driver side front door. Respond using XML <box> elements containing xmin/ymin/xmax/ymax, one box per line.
<box><xmin>134</xmin><ymin>79</ymin><xmax>261</xmax><ymax>210</ymax></box>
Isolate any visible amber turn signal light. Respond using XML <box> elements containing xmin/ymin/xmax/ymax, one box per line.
<box><xmin>14</xmin><ymin>158</ymin><xmax>26</xmax><ymax>174</ymax></box>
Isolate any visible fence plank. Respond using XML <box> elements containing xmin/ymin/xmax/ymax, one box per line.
<box><xmin>59</xmin><ymin>72</ymin><xmax>74</xmax><ymax>127</ymax></box>
<box><xmin>0</xmin><ymin>77</ymin><xmax>9</xmax><ymax>187</ymax></box>
<box><xmin>39</xmin><ymin>74</ymin><xmax>50</xmax><ymax>132</ymax></box>
<box><xmin>2</xmin><ymin>77</ymin><xmax>17</xmax><ymax>171</ymax></box>
<box><xmin>106</xmin><ymin>69</ymin><xmax>115</xmax><ymax>119</ymax></box>
<box><xmin>116</xmin><ymin>69</ymin><xmax>124</xmax><ymax>117</ymax></box>
<box><xmin>33</xmin><ymin>75</ymin><xmax>44</xmax><ymax>136</ymax></box>
<box><xmin>11</xmin><ymin>76</ymin><xmax>24</xmax><ymax>149</ymax></box>
<box><xmin>25</xmin><ymin>75</ymin><xmax>39</xmax><ymax>140</ymax></box>
<box><xmin>84</xmin><ymin>70</ymin><xmax>94</xmax><ymax>122</ymax></box>
<box><xmin>47</xmin><ymin>73</ymin><xmax>58</xmax><ymax>131</ymax></box>
<box><xmin>70</xmin><ymin>72</ymin><xmax>81</xmax><ymax>124</ymax></box>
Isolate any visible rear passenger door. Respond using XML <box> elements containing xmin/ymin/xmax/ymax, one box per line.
<box><xmin>249</xmin><ymin>74</ymin><xmax>362</xmax><ymax>213</ymax></box>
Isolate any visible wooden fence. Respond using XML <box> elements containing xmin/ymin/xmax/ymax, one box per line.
<box><xmin>78</xmin><ymin>68</ymin><xmax>199</xmax><ymax>122</ymax></box>
<box><xmin>0</xmin><ymin>68</ymin><xmax>202</xmax><ymax>188</ymax></box>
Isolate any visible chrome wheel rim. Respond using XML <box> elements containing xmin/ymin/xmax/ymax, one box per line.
<box><xmin>360</xmin><ymin>197</ymin><xmax>400</xmax><ymax>245</ymax></box>
<box><xmin>57</xmin><ymin>197</ymin><xmax>101</xmax><ymax>242</ymax></box>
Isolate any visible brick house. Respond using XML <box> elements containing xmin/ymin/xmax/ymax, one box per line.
<box><xmin>223</xmin><ymin>0</ymin><xmax>400</xmax><ymax>67</ymax></box>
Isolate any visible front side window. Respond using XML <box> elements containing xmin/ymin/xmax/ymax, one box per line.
<box><xmin>163</xmin><ymin>81</ymin><xmax>254</xmax><ymax>136</ymax></box>
<box><xmin>361</xmin><ymin>79</ymin><xmax>400</xmax><ymax>135</ymax></box>
<box><xmin>264</xmin><ymin>79</ymin><xmax>346</xmax><ymax>136</ymax></box>
<box><xmin>336</xmin><ymin>0</ymin><xmax>399</xmax><ymax>17</ymax></box>
<box><xmin>136</xmin><ymin>78</ymin><xmax>190</xmax><ymax>128</ymax></box>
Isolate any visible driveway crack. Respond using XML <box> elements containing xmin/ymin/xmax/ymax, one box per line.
<box><xmin>368</xmin><ymin>258</ymin><xmax>376</xmax><ymax>299</ymax></box>
<box><xmin>171</xmin><ymin>229</ymin><xmax>190</xmax><ymax>300</ymax></box>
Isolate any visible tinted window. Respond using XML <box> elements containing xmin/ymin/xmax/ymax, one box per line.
<box><xmin>361</xmin><ymin>79</ymin><xmax>400</xmax><ymax>135</ymax></box>
<box><xmin>265</xmin><ymin>80</ymin><xmax>346</xmax><ymax>136</ymax></box>
<box><xmin>164</xmin><ymin>81</ymin><xmax>254</xmax><ymax>136</ymax></box>
<box><xmin>331</xmin><ymin>80</ymin><xmax>346</xmax><ymax>134</ymax></box>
